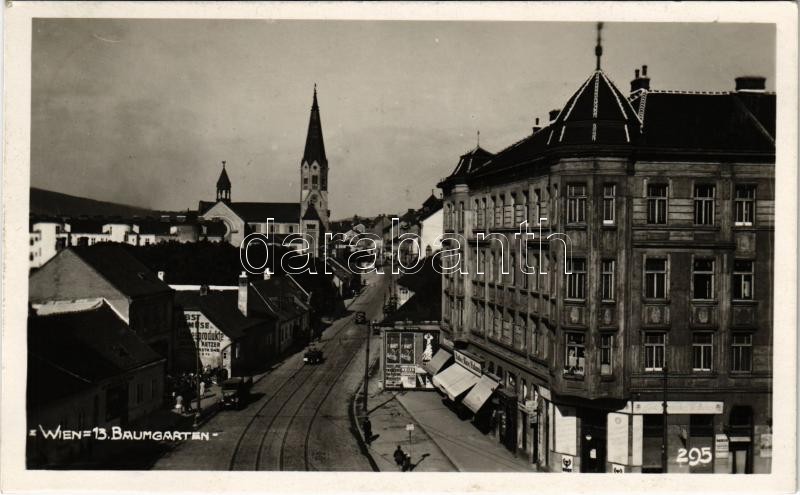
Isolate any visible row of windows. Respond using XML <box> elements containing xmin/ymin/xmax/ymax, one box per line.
<box><xmin>463</xmin><ymin>252</ymin><xmax>756</xmax><ymax>302</ymax></box>
<box><xmin>566</xmin><ymin>257</ymin><xmax>755</xmax><ymax>301</ymax></box>
<box><xmin>446</xmin><ymin>182</ymin><xmax>760</xmax><ymax>230</ymax></box>
<box><xmin>561</xmin><ymin>331</ymin><xmax>754</xmax><ymax>377</ymax></box>
<box><xmin>641</xmin><ymin>332</ymin><xmax>754</xmax><ymax>373</ymax></box>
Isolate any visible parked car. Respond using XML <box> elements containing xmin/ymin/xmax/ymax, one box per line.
<box><xmin>354</xmin><ymin>311</ymin><xmax>367</xmax><ymax>324</ymax></box>
<box><xmin>371</xmin><ymin>320</ymin><xmax>381</xmax><ymax>335</ymax></box>
<box><xmin>304</xmin><ymin>347</ymin><xmax>324</xmax><ymax>365</ymax></box>
<box><xmin>221</xmin><ymin>376</ymin><xmax>253</xmax><ymax>409</ymax></box>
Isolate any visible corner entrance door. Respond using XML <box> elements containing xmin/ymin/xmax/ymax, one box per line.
<box><xmin>580</xmin><ymin>410</ymin><xmax>607</xmax><ymax>472</ymax></box>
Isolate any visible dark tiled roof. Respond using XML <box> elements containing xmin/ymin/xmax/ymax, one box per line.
<box><xmin>396</xmin><ymin>256</ymin><xmax>441</xmax><ymax>295</ymax></box>
<box><xmin>136</xmin><ymin>220</ymin><xmax>172</xmax><ymax>235</ymax></box>
<box><xmin>302</xmin><ymin>88</ymin><xmax>328</xmax><ymax>166</ymax></box>
<box><xmin>380</xmin><ymin>293</ymin><xmax>440</xmax><ymax>325</ymax></box>
<box><xmin>630</xmin><ymin>91</ymin><xmax>775</xmax><ymax>155</ymax></box>
<box><xmin>302</xmin><ymin>205</ymin><xmax>322</xmax><ymax>221</ymax></box>
<box><xmin>230</xmin><ymin>202</ymin><xmax>300</xmax><ymax>223</ymax></box>
<box><xmin>449</xmin><ymin>145</ymin><xmax>494</xmax><ymax>178</ymax></box>
<box><xmin>550</xmin><ymin>70</ymin><xmax>641</xmax><ymax>147</ymax></box>
<box><xmin>418</xmin><ymin>195</ymin><xmax>443</xmax><ymax>221</ymax></box>
<box><xmin>27</xmin><ymin>355</ymin><xmax>94</xmax><ymax>408</ymax></box>
<box><xmin>174</xmin><ymin>290</ymin><xmax>266</xmax><ymax>340</ymax></box>
<box><xmin>71</xmin><ymin>245</ymin><xmax>173</xmax><ymax>297</ymax></box>
<box><xmin>249</xmin><ymin>278</ymin><xmax>308</xmax><ymax>321</ymax></box>
<box><xmin>28</xmin><ymin>303</ymin><xmax>164</xmax><ymax>384</ymax></box>
<box><xmin>67</xmin><ymin>218</ymin><xmax>106</xmax><ymax>234</ymax></box>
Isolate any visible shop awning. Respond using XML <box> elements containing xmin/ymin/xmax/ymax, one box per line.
<box><xmin>423</xmin><ymin>349</ymin><xmax>451</xmax><ymax>376</ymax></box>
<box><xmin>462</xmin><ymin>374</ymin><xmax>499</xmax><ymax>414</ymax></box>
<box><xmin>432</xmin><ymin>364</ymin><xmax>480</xmax><ymax>401</ymax></box>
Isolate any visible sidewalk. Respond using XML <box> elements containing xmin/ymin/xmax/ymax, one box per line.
<box><xmin>357</xmin><ymin>342</ymin><xmax>535</xmax><ymax>472</ymax></box>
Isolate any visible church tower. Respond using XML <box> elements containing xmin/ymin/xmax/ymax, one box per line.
<box><xmin>216</xmin><ymin>160</ymin><xmax>231</xmax><ymax>203</ymax></box>
<box><xmin>299</xmin><ymin>85</ymin><xmax>330</xmax><ymax>231</ymax></box>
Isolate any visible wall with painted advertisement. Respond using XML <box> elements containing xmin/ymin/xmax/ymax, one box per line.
<box><xmin>383</xmin><ymin>329</ymin><xmax>439</xmax><ymax>390</ymax></box>
<box><xmin>176</xmin><ymin>311</ymin><xmax>235</xmax><ymax>376</ymax></box>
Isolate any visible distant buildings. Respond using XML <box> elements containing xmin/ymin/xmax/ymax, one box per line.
<box><xmin>29</xmin><ymin>86</ymin><xmax>335</xmax><ymax>268</ymax></box>
<box><xmin>436</xmin><ymin>58</ymin><xmax>774</xmax><ymax>473</ymax></box>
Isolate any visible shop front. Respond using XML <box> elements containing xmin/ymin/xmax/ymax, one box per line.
<box><xmin>432</xmin><ymin>349</ymin><xmax>482</xmax><ymax>402</ymax></box>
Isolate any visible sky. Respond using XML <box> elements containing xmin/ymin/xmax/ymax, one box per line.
<box><xmin>31</xmin><ymin>20</ymin><xmax>775</xmax><ymax>218</ymax></box>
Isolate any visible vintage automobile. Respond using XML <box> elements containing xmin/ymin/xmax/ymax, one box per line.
<box><xmin>221</xmin><ymin>376</ymin><xmax>252</xmax><ymax>410</ymax></box>
<box><xmin>304</xmin><ymin>347</ymin><xmax>324</xmax><ymax>365</ymax></box>
<box><xmin>354</xmin><ymin>311</ymin><xmax>367</xmax><ymax>324</ymax></box>
<box><xmin>371</xmin><ymin>320</ymin><xmax>381</xmax><ymax>335</ymax></box>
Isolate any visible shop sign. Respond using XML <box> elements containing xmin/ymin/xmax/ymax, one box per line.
<box><xmin>537</xmin><ymin>386</ymin><xmax>551</xmax><ymax>402</ymax></box>
<box><xmin>523</xmin><ymin>400</ymin><xmax>537</xmax><ymax>415</ymax></box>
<box><xmin>715</xmin><ymin>434</ymin><xmax>729</xmax><ymax>459</ymax></box>
<box><xmin>454</xmin><ymin>350</ymin><xmax>482</xmax><ymax>376</ymax></box>
<box><xmin>611</xmin><ymin>464</ymin><xmax>625</xmax><ymax>473</ymax></box>
<box><xmin>560</xmin><ymin>454</ymin><xmax>574</xmax><ymax>472</ymax></box>
<box><xmin>627</xmin><ymin>401</ymin><xmax>723</xmax><ymax>415</ymax></box>
<box><xmin>405</xmin><ymin>424</ymin><xmax>415</xmax><ymax>432</ymax></box>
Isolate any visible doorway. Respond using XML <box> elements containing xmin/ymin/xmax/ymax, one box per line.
<box><xmin>580</xmin><ymin>409</ymin><xmax>607</xmax><ymax>472</ymax></box>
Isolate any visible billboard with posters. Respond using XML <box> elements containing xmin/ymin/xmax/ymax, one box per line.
<box><xmin>383</xmin><ymin>328</ymin><xmax>439</xmax><ymax>390</ymax></box>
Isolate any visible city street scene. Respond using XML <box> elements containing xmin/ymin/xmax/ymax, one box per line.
<box><xmin>23</xmin><ymin>17</ymin><xmax>776</xmax><ymax>475</ymax></box>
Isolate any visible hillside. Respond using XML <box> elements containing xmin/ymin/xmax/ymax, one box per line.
<box><xmin>29</xmin><ymin>187</ymin><xmax>155</xmax><ymax>218</ymax></box>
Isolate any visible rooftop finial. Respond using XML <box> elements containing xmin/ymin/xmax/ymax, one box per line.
<box><xmin>595</xmin><ymin>22</ymin><xmax>604</xmax><ymax>70</ymax></box>
<box><xmin>222</xmin><ymin>160</ymin><xmax>226</xmax><ymax>169</ymax></box>
<box><xmin>477</xmin><ymin>130</ymin><xmax>480</xmax><ymax>147</ymax></box>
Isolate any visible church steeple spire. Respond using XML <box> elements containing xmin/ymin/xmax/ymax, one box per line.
<box><xmin>595</xmin><ymin>22</ymin><xmax>604</xmax><ymax>70</ymax></box>
<box><xmin>303</xmin><ymin>84</ymin><xmax>327</xmax><ymax>167</ymax></box>
<box><xmin>216</xmin><ymin>160</ymin><xmax>231</xmax><ymax>203</ymax></box>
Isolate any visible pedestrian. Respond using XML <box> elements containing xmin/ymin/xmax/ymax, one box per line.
<box><xmin>362</xmin><ymin>417</ymin><xmax>373</xmax><ymax>444</ymax></box>
<box><xmin>402</xmin><ymin>453</ymin><xmax>411</xmax><ymax>472</ymax></box>
<box><xmin>393</xmin><ymin>445</ymin><xmax>405</xmax><ymax>466</ymax></box>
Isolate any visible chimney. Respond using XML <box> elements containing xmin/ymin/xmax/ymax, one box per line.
<box><xmin>549</xmin><ymin>109</ymin><xmax>561</xmax><ymax>122</ymax></box>
<box><xmin>238</xmin><ymin>271</ymin><xmax>248</xmax><ymax>316</ymax></box>
<box><xmin>157</xmin><ymin>270</ymin><xmax>165</xmax><ymax>281</ymax></box>
<box><xmin>630</xmin><ymin>65</ymin><xmax>651</xmax><ymax>94</ymax></box>
<box><xmin>263</xmin><ymin>268</ymin><xmax>272</xmax><ymax>280</ymax></box>
<box><xmin>532</xmin><ymin>117</ymin><xmax>542</xmax><ymax>134</ymax></box>
<box><xmin>199</xmin><ymin>284</ymin><xmax>209</xmax><ymax>296</ymax></box>
<box><xmin>735</xmin><ymin>76</ymin><xmax>766</xmax><ymax>92</ymax></box>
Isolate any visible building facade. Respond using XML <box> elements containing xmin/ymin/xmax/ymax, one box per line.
<box><xmin>437</xmin><ymin>62</ymin><xmax>774</xmax><ymax>473</ymax></box>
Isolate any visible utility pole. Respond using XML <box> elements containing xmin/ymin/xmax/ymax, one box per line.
<box><xmin>661</xmin><ymin>365</ymin><xmax>668</xmax><ymax>473</ymax></box>
<box><xmin>363</xmin><ymin>320</ymin><xmax>370</xmax><ymax>413</ymax></box>
<box><xmin>193</xmin><ymin>319</ymin><xmax>202</xmax><ymax>429</ymax></box>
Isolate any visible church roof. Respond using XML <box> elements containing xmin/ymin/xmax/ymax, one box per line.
<box><xmin>302</xmin><ymin>87</ymin><xmax>328</xmax><ymax>166</ymax></box>
<box><xmin>302</xmin><ymin>204</ymin><xmax>322</xmax><ymax>221</ymax></box>
<box><xmin>216</xmin><ymin>163</ymin><xmax>231</xmax><ymax>189</ymax></box>
<box><xmin>198</xmin><ymin>201</ymin><xmax>300</xmax><ymax>223</ymax></box>
<box><xmin>231</xmin><ymin>202</ymin><xmax>300</xmax><ymax>223</ymax></box>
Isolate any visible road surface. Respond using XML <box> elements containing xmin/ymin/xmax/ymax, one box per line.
<box><xmin>153</xmin><ymin>272</ymin><xmax>388</xmax><ymax>471</ymax></box>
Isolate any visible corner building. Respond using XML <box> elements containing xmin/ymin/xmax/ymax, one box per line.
<box><xmin>437</xmin><ymin>65</ymin><xmax>774</xmax><ymax>473</ymax></box>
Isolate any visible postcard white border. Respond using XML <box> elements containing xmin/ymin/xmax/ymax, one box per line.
<box><xmin>2</xmin><ymin>2</ymin><xmax>797</xmax><ymax>494</ymax></box>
